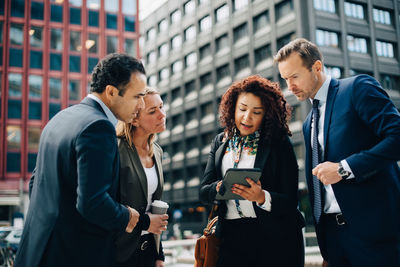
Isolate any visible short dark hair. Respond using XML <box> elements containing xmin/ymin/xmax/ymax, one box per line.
<box><xmin>90</xmin><ymin>53</ymin><xmax>146</xmax><ymax>96</ymax></box>
<box><xmin>274</xmin><ymin>38</ymin><xmax>323</xmax><ymax>71</ymax></box>
<box><xmin>219</xmin><ymin>75</ymin><xmax>291</xmax><ymax>141</ymax></box>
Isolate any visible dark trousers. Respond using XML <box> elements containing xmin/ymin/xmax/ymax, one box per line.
<box><xmin>321</xmin><ymin>213</ymin><xmax>400</xmax><ymax>267</ymax></box>
<box><xmin>116</xmin><ymin>234</ymin><xmax>157</xmax><ymax>267</ymax></box>
<box><xmin>216</xmin><ymin>218</ymin><xmax>304</xmax><ymax>267</ymax></box>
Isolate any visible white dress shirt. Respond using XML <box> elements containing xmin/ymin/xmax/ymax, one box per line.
<box><xmin>87</xmin><ymin>94</ymin><xmax>118</xmax><ymax>127</ymax></box>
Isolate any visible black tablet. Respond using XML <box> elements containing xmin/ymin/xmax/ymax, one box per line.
<box><xmin>216</xmin><ymin>168</ymin><xmax>262</xmax><ymax>200</ymax></box>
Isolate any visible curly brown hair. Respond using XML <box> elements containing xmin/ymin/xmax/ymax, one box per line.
<box><xmin>219</xmin><ymin>75</ymin><xmax>291</xmax><ymax>141</ymax></box>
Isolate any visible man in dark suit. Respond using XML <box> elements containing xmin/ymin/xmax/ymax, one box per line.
<box><xmin>14</xmin><ymin>53</ymin><xmax>147</xmax><ymax>267</ymax></box>
<box><xmin>275</xmin><ymin>38</ymin><xmax>400</xmax><ymax>267</ymax></box>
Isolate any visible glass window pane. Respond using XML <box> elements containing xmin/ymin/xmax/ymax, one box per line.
<box><xmin>124</xmin><ymin>16</ymin><xmax>135</xmax><ymax>32</ymax></box>
<box><xmin>10</xmin><ymin>24</ymin><xmax>24</xmax><ymax>45</ymax></box>
<box><xmin>30</xmin><ymin>26</ymin><xmax>43</xmax><ymax>48</ymax></box>
<box><xmin>69</xmin><ymin>0</ymin><xmax>82</xmax><ymax>7</ymax></box>
<box><xmin>0</xmin><ymin>73</ymin><xmax>2</xmax><ymax>117</ymax></box>
<box><xmin>8</xmin><ymin>99</ymin><xmax>22</xmax><ymax>118</ymax></box>
<box><xmin>0</xmin><ymin>0</ymin><xmax>4</xmax><ymax>15</ymax></box>
<box><xmin>69</xmin><ymin>55</ymin><xmax>81</xmax><ymax>72</ymax></box>
<box><xmin>51</xmin><ymin>29</ymin><xmax>63</xmax><ymax>50</ymax></box>
<box><xmin>70</xmin><ymin>31</ymin><xmax>81</xmax><ymax>52</ymax></box>
<box><xmin>11</xmin><ymin>0</ymin><xmax>24</xmax><ymax>17</ymax></box>
<box><xmin>29</xmin><ymin>101</ymin><xmax>42</xmax><ymax>120</ymax></box>
<box><xmin>30</xmin><ymin>50</ymin><xmax>43</xmax><ymax>69</ymax></box>
<box><xmin>87</xmin><ymin>33</ymin><xmax>98</xmax><ymax>53</ymax></box>
<box><xmin>124</xmin><ymin>38</ymin><xmax>136</xmax><ymax>57</ymax></box>
<box><xmin>107</xmin><ymin>36</ymin><xmax>118</xmax><ymax>54</ymax></box>
<box><xmin>7</xmin><ymin>152</ymin><xmax>20</xmax><ymax>172</ymax></box>
<box><xmin>28</xmin><ymin>153</ymin><xmax>37</xmax><ymax>172</ymax></box>
<box><xmin>0</xmin><ymin>22</ymin><xmax>3</xmax><ymax>43</ymax></box>
<box><xmin>105</xmin><ymin>0</ymin><xmax>119</xmax><ymax>12</ymax></box>
<box><xmin>8</xmin><ymin>73</ymin><xmax>22</xmax><ymax>97</ymax></box>
<box><xmin>88</xmin><ymin>57</ymin><xmax>98</xmax><ymax>74</ymax></box>
<box><xmin>87</xmin><ymin>0</ymin><xmax>100</xmax><ymax>10</ymax></box>
<box><xmin>51</xmin><ymin>4</ymin><xmax>63</xmax><ymax>23</ymax></box>
<box><xmin>7</xmin><ymin>126</ymin><xmax>21</xmax><ymax>149</ymax></box>
<box><xmin>29</xmin><ymin>75</ymin><xmax>42</xmax><ymax>99</ymax></box>
<box><xmin>50</xmin><ymin>53</ymin><xmax>62</xmax><ymax>70</ymax></box>
<box><xmin>88</xmin><ymin>10</ymin><xmax>99</xmax><ymax>27</ymax></box>
<box><xmin>69</xmin><ymin>80</ymin><xmax>80</xmax><ymax>101</ymax></box>
<box><xmin>31</xmin><ymin>1</ymin><xmax>44</xmax><ymax>20</ymax></box>
<box><xmin>49</xmin><ymin>78</ymin><xmax>62</xmax><ymax>99</ymax></box>
<box><xmin>49</xmin><ymin>103</ymin><xmax>61</xmax><ymax>119</ymax></box>
<box><xmin>122</xmin><ymin>0</ymin><xmax>136</xmax><ymax>15</ymax></box>
<box><xmin>9</xmin><ymin>48</ymin><xmax>23</xmax><ymax>67</ymax></box>
<box><xmin>106</xmin><ymin>13</ymin><xmax>118</xmax><ymax>29</ymax></box>
<box><xmin>70</xmin><ymin>7</ymin><xmax>81</xmax><ymax>25</ymax></box>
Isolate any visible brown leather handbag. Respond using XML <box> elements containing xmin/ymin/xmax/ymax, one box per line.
<box><xmin>194</xmin><ymin>205</ymin><xmax>220</xmax><ymax>267</ymax></box>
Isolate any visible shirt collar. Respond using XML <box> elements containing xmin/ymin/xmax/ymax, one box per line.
<box><xmin>310</xmin><ymin>75</ymin><xmax>331</xmax><ymax>105</ymax></box>
<box><xmin>87</xmin><ymin>94</ymin><xmax>118</xmax><ymax>127</ymax></box>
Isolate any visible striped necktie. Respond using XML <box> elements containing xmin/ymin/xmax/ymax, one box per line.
<box><xmin>312</xmin><ymin>99</ymin><xmax>323</xmax><ymax>223</ymax></box>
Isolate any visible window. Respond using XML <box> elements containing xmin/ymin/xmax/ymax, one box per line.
<box><xmin>70</xmin><ymin>6</ymin><xmax>81</xmax><ymax>25</ymax></box>
<box><xmin>148</xmin><ymin>75</ymin><xmax>157</xmax><ymax>87</ymax></box>
<box><xmin>185</xmin><ymin>52</ymin><xmax>197</xmax><ymax>67</ymax></box>
<box><xmin>158</xmin><ymin>43</ymin><xmax>168</xmax><ymax>57</ymax></box>
<box><xmin>216</xmin><ymin>34</ymin><xmax>229</xmax><ymax>52</ymax></box>
<box><xmin>234</xmin><ymin>55</ymin><xmax>249</xmax><ymax>74</ymax></box>
<box><xmin>28</xmin><ymin>75</ymin><xmax>42</xmax><ymax>120</ymax></box>
<box><xmin>199</xmin><ymin>16</ymin><xmax>211</xmax><ymax>32</ymax></box>
<box><xmin>49</xmin><ymin>78</ymin><xmax>62</xmax><ymax>119</ymax></box>
<box><xmin>147</xmin><ymin>51</ymin><xmax>156</xmax><ymax>64</ymax></box>
<box><xmin>171</xmin><ymin>35</ymin><xmax>182</xmax><ymax>50</ymax></box>
<box><xmin>159</xmin><ymin>68</ymin><xmax>169</xmax><ymax>81</ymax></box>
<box><xmin>380</xmin><ymin>74</ymin><xmax>399</xmax><ymax>91</ymax></box>
<box><xmin>373</xmin><ymin>8</ymin><xmax>392</xmax><ymax>25</ymax></box>
<box><xmin>184</xmin><ymin>0</ymin><xmax>195</xmax><ymax>15</ymax></box>
<box><xmin>314</xmin><ymin>0</ymin><xmax>336</xmax><ymax>13</ymax></box>
<box><xmin>376</xmin><ymin>41</ymin><xmax>394</xmax><ymax>58</ymax></box>
<box><xmin>70</xmin><ymin>31</ymin><xmax>81</xmax><ymax>52</ymax></box>
<box><xmin>277</xmin><ymin>33</ymin><xmax>296</xmax><ymax>50</ymax></box>
<box><xmin>122</xmin><ymin>0</ymin><xmax>136</xmax><ymax>31</ymax></box>
<box><xmin>105</xmin><ymin>0</ymin><xmax>118</xmax><ymax>29</ymax></box>
<box><xmin>51</xmin><ymin>3</ymin><xmax>63</xmax><ymax>22</ymax></box>
<box><xmin>171</xmin><ymin>60</ymin><xmax>183</xmax><ymax>74</ymax></box>
<box><xmin>185</xmin><ymin>80</ymin><xmax>196</xmax><ymax>95</ymax></box>
<box><xmin>200</xmin><ymin>72</ymin><xmax>212</xmax><ymax>88</ymax></box>
<box><xmin>146</xmin><ymin>28</ymin><xmax>156</xmax><ymax>41</ymax></box>
<box><xmin>233</xmin><ymin>23</ymin><xmax>248</xmax><ymax>42</ymax></box>
<box><xmin>347</xmin><ymin>35</ymin><xmax>368</xmax><ymax>54</ymax></box>
<box><xmin>11</xmin><ymin>0</ymin><xmax>24</xmax><ymax>17</ymax></box>
<box><xmin>171</xmin><ymin>9</ymin><xmax>181</xmax><ymax>24</ymax></box>
<box><xmin>10</xmin><ymin>24</ymin><xmax>23</xmax><ymax>67</ymax></box>
<box><xmin>233</xmin><ymin>0</ymin><xmax>248</xmax><ymax>11</ymax></box>
<box><xmin>31</xmin><ymin>1</ymin><xmax>44</xmax><ymax>20</ymax></box>
<box><xmin>30</xmin><ymin>26</ymin><xmax>43</xmax><ymax>69</ymax></box>
<box><xmin>7</xmin><ymin>126</ymin><xmax>21</xmax><ymax>172</ymax></box>
<box><xmin>198</xmin><ymin>0</ymin><xmax>209</xmax><ymax>6</ymax></box>
<box><xmin>50</xmin><ymin>28</ymin><xmax>63</xmax><ymax>71</ymax></box>
<box><xmin>276</xmin><ymin>0</ymin><xmax>293</xmax><ymax>22</ymax></box>
<box><xmin>88</xmin><ymin>1</ymin><xmax>99</xmax><ymax>27</ymax></box>
<box><xmin>344</xmin><ymin>2</ymin><xmax>364</xmax><ymax>20</ymax></box>
<box><xmin>28</xmin><ymin>127</ymin><xmax>41</xmax><ymax>172</ymax></box>
<box><xmin>107</xmin><ymin>36</ymin><xmax>118</xmax><ymax>54</ymax></box>
<box><xmin>69</xmin><ymin>55</ymin><xmax>81</xmax><ymax>72</ymax></box>
<box><xmin>184</xmin><ymin>25</ymin><xmax>196</xmax><ymax>41</ymax></box>
<box><xmin>324</xmin><ymin>66</ymin><xmax>342</xmax><ymax>79</ymax></box>
<box><xmin>8</xmin><ymin>73</ymin><xmax>22</xmax><ymax>119</ymax></box>
<box><xmin>158</xmin><ymin>19</ymin><xmax>168</xmax><ymax>32</ymax></box>
<box><xmin>215</xmin><ymin>4</ymin><xmax>229</xmax><ymax>23</ymax></box>
<box><xmin>199</xmin><ymin>44</ymin><xmax>211</xmax><ymax>60</ymax></box>
<box><xmin>217</xmin><ymin>64</ymin><xmax>230</xmax><ymax>80</ymax></box>
<box><xmin>255</xmin><ymin>44</ymin><xmax>271</xmax><ymax>65</ymax></box>
<box><xmin>253</xmin><ymin>11</ymin><xmax>269</xmax><ymax>33</ymax></box>
<box><xmin>87</xmin><ymin>33</ymin><xmax>98</xmax><ymax>53</ymax></box>
<box><xmin>316</xmin><ymin>29</ymin><xmax>339</xmax><ymax>48</ymax></box>
<box><xmin>124</xmin><ymin>38</ymin><xmax>136</xmax><ymax>57</ymax></box>
<box><xmin>69</xmin><ymin>80</ymin><xmax>81</xmax><ymax>104</ymax></box>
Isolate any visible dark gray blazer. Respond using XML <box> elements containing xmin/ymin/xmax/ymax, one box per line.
<box><xmin>14</xmin><ymin>97</ymin><xmax>130</xmax><ymax>267</ymax></box>
<box><xmin>115</xmin><ymin>137</ymin><xmax>164</xmax><ymax>262</ymax></box>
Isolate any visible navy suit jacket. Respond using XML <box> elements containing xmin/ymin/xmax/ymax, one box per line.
<box><xmin>14</xmin><ymin>97</ymin><xmax>130</xmax><ymax>267</ymax></box>
<box><xmin>303</xmin><ymin>75</ymin><xmax>400</xmax><ymax>257</ymax></box>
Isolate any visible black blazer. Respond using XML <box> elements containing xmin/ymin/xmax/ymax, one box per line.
<box><xmin>115</xmin><ymin>137</ymin><xmax>164</xmax><ymax>262</ymax></box>
<box><xmin>14</xmin><ymin>97</ymin><xmax>130</xmax><ymax>267</ymax></box>
<box><xmin>199</xmin><ymin>133</ymin><xmax>305</xmax><ymax>262</ymax></box>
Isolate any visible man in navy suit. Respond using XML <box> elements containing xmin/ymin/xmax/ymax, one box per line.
<box><xmin>275</xmin><ymin>38</ymin><xmax>400</xmax><ymax>267</ymax></box>
<box><xmin>14</xmin><ymin>54</ymin><xmax>147</xmax><ymax>267</ymax></box>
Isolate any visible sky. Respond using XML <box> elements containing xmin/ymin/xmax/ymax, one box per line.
<box><xmin>139</xmin><ymin>0</ymin><xmax>168</xmax><ymax>21</ymax></box>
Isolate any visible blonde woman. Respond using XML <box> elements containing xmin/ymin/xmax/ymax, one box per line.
<box><xmin>115</xmin><ymin>88</ymin><xmax>168</xmax><ymax>267</ymax></box>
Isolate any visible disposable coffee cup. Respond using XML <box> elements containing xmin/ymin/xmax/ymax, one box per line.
<box><xmin>151</xmin><ymin>200</ymin><xmax>169</xmax><ymax>215</ymax></box>
<box><xmin>151</xmin><ymin>200</ymin><xmax>169</xmax><ymax>253</ymax></box>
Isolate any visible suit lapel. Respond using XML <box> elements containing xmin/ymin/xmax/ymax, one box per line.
<box><xmin>254</xmin><ymin>138</ymin><xmax>271</xmax><ymax>170</ymax></box>
<box><xmin>126</xmin><ymin>145</ymin><xmax>148</xmax><ymax>201</ymax></box>
<box><xmin>215</xmin><ymin>139</ymin><xmax>229</xmax><ymax>178</ymax></box>
<box><xmin>323</xmin><ymin>79</ymin><xmax>339</xmax><ymax>157</ymax></box>
<box><xmin>153</xmin><ymin>146</ymin><xmax>164</xmax><ymax>200</ymax></box>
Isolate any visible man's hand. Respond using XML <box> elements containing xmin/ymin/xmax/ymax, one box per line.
<box><xmin>147</xmin><ymin>213</ymin><xmax>169</xmax><ymax>234</ymax></box>
<box><xmin>125</xmin><ymin>207</ymin><xmax>140</xmax><ymax>233</ymax></box>
<box><xmin>312</xmin><ymin>162</ymin><xmax>342</xmax><ymax>185</ymax></box>
<box><xmin>216</xmin><ymin>181</ymin><xmax>222</xmax><ymax>192</ymax></box>
<box><xmin>232</xmin><ymin>179</ymin><xmax>265</xmax><ymax>204</ymax></box>
<box><xmin>155</xmin><ymin>260</ymin><xmax>164</xmax><ymax>267</ymax></box>
<box><xmin>322</xmin><ymin>260</ymin><xmax>329</xmax><ymax>267</ymax></box>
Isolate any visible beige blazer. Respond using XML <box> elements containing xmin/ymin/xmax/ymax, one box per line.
<box><xmin>115</xmin><ymin>137</ymin><xmax>164</xmax><ymax>262</ymax></box>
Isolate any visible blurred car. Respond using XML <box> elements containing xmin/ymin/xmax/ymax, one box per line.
<box><xmin>0</xmin><ymin>227</ymin><xmax>22</xmax><ymax>244</ymax></box>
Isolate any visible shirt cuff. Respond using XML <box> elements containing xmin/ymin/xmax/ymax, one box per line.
<box><xmin>341</xmin><ymin>160</ymin><xmax>355</xmax><ymax>179</ymax></box>
<box><xmin>256</xmin><ymin>190</ymin><xmax>272</xmax><ymax>212</ymax></box>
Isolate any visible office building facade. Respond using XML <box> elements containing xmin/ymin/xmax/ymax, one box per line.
<box><xmin>140</xmin><ymin>0</ymin><xmax>400</xmax><ymax>234</ymax></box>
<box><xmin>0</xmin><ymin>0</ymin><xmax>139</xmax><ymax>224</ymax></box>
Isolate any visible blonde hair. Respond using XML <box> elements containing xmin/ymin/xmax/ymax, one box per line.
<box><xmin>116</xmin><ymin>87</ymin><xmax>160</xmax><ymax>157</ymax></box>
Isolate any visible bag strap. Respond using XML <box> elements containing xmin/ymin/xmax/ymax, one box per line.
<box><xmin>208</xmin><ymin>204</ymin><xmax>218</xmax><ymax>221</ymax></box>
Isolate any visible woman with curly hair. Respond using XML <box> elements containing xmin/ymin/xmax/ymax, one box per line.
<box><xmin>199</xmin><ymin>75</ymin><xmax>305</xmax><ymax>267</ymax></box>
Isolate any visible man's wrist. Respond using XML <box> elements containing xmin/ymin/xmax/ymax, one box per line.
<box><xmin>125</xmin><ymin>207</ymin><xmax>135</xmax><ymax>233</ymax></box>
